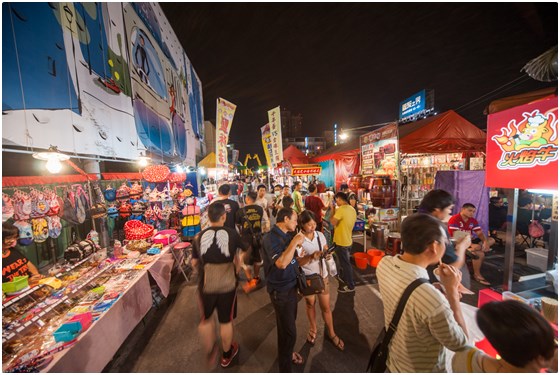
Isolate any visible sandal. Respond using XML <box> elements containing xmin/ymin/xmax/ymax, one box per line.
<box><xmin>306</xmin><ymin>329</ymin><xmax>317</xmax><ymax>345</ymax></box>
<box><xmin>292</xmin><ymin>352</ymin><xmax>304</xmax><ymax>365</ymax></box>
<box><xmin>473</xmin><ymin>275</ymin><xmax>491</xmax><ymax>286</ymax></box>
<box><xmin>328</xmin><ymin>334</ymin><xmax>345</xmax><ymax>351</ymax></box>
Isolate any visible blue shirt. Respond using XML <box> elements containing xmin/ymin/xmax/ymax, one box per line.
<box><xmin>262</xmin><ymin>225</ymin><xmax>298</xmax><ymax>293</ymax></box>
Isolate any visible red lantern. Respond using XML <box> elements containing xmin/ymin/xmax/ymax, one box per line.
<box><xmin>142</xmin><ymin>165</ymin><xmax>170</xmax><ymax>182</ymax></box>
<box><xmin>168</xmin><ymin>172</ymin><xmax>186</xmax><ymax>183</ymax></box>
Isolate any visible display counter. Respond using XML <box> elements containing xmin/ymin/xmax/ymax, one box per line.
<box><xmin>2</xmin><ymin>244</ymin><xmax>179</xmax><ymax>373</ymax></box>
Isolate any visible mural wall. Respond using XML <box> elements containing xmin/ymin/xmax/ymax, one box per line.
<box><xmin>2</xmin><ymin>2</ymin><xmax>204</xmax><ymax>165</ymax></box>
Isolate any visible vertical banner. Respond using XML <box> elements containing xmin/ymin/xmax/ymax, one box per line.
<box><xmin>360</xmin><ymin>123</ymin><xmax>399</xmax><ymax>180</ymax></box>
<box><xmin>486</xmin><ymin>95</ymin><xmax>558</xmax><ymax>189</ymax></box>
<box><xmin>261</xmin><ymin>124</ymin><xmax>273</xmax><ymax>168</ymax></box>
<box><xmin>216</xmin><ymin>98</ymin><xmax>237</xmax><ymax>169</ymax></box>
<box><xmin>268</xmin><ymin>106</ymin><xmax>283</xmax><ymax>167</ymax></box>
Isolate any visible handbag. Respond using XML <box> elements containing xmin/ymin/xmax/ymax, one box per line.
<box><xmin>529</xmin><ymin>220</ymin><xmax>545</xmax><ymax>238</ymax></box>
<box><xmin>366</xmin><ymin>278</ymin><xmax>429</xmax><ymax>372</ymax></box>
<box><xmin>203</xmin><ymin>262</ymin><xmax>237</xmax><ymax>294</ymax></box>
<box><xmin>297</xmin><ymin>234</ymin><xmax>326</xmax><ymax>296</ymax></box>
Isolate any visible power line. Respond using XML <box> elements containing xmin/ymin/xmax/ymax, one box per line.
<box><xmin>454</xmin><ymin>75</ymin><xmax>531</xmax><ymax>113</ymax></box>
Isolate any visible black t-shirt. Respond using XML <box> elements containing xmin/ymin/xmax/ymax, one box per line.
<box><xmin>2</xmin><ymin>248</ymin><xmax>31</xmax><ymax>283</ymax></box>
<box><xmin>211</xmin><ymin>199</ymin><xmax>239</xmax><ymax>230</ymax></box>
<box><xmin>236</xmin><ymin>204</ymin><xmax>265</xmax><ymax>236</ymax></box>
<box><xmin>192</xmin><ymin>226</ymin><xmax>249</xmax><ymax>287</ymax></box>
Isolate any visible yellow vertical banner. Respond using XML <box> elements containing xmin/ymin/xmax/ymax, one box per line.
<box><xmin>267</xmin><ymin>106</ymin><xmax>283</xmax><ymax>167</ymax></box>
<box><xmin>216</xmin><ymin>98</ymin><xmax>236</xmax><ymax>169</ymax></box>
<box><xmin>261</xmin><ymin>124</ymin><xmax>273</xmax><ymax>168</ymax></box>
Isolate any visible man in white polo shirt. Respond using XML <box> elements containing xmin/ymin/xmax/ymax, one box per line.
<box><xmin>377</xmin><ymin>213</ymin><xmax>468</xmax><ymax>372</ymax></box>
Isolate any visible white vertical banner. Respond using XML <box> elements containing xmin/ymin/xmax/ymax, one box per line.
<box><xmin>216</xmin><ymin>98</ymin><xmax>237</xmax><ymax>169</ymax></box>
<box><xmin>267</xmin><ymin>106</ymin><xmax>283</xmax><ymax>167</ymax></box>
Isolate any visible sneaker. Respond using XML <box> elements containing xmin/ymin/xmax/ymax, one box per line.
<box><xmin>338</xmin><ymin>285</ymin><xmax>355</xmax><ymax>293</ymax></box>
<box><xmin>220</xmin><ymin>342</ymin><xmax>239</xmax><ymax>368</ymax></box>
<box><xmin>242</xmin><ymin>279</ymin><xmax>257</xmax><ymax>293</ymax></box>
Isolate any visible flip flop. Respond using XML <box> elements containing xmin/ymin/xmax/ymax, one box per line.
<box><xmin>306</xmin><ymin>329</ymin><xmax>317</xmax><ymax>345</ymax></box>
<box><xmin>292</xmin><ymin>352</ymin><xmax>304</xmax><ymax>365</ymax></box>
<box><xmin>473</xmin><ymin>275</ymin><xmax>491</xmax><ymax>286</ymax></box>
<box><xmin>328</xmin><ymin>335</ymin><xmax>345</xmax><ymax>351</ymax></box>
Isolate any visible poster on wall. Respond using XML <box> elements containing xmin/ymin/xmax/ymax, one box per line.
<box><xmin>2</xmin><ymin>2</ymin><xmax>204</xmax><ymax>164</ymax></box>
<box><xmin>486</xmin><ymin>95</ymin><xmax>558</xmax><ymax>190</ymax></box>
<box><xmin>360</xmin><ymin>123</ymin><xmax>399</xmax><ymax>179</ymax></box>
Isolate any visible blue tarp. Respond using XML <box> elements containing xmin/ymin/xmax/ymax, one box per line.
<box><xmin>318</xmin><ymin>160</ymin><xmax>335</xmax><ymax>189</ymax></box>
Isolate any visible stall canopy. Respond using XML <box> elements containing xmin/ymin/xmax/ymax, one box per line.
<box><xmin>399</xmin><ymin>110</ymin><xmax>487</xmax><ymax>153</ymax></box>
<box><xmin>484</xmin><ymin>87</ymin><xmax>557</xmax><ymax>115</ymax></box>
<box><xmin>283</xmin><ymin>145</ymin><xmax>310</xmax><ymax>164</ymax></box>
<box><xmin>311</xmin><ymin>138</ymin><xmax>360</xmax><ymax>189</ymax></box>
<box><xmin>311</xmin><ymin>137</ymin><xmax>360</xmax><ymax>163</ymax></box>
<box><xmin>198</xmin><ymin>152</ymin><xmax>216</xmax><ymax>168</ymax></box>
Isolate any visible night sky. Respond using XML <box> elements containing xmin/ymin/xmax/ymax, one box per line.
<box><xmin>161</xmin><ymin>3</ymin><xmax>558</xmax><ymax>159</ymax></box>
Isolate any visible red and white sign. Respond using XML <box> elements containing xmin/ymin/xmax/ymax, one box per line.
<box><xmin>291</xmin><ymin>165</ymin><xmax>322</xmax><ymax>176</ymax></box>
<box><xmin>486</xmin><ymin>95</ymin><xmax>558</xmax><ymax>190</ymax></box>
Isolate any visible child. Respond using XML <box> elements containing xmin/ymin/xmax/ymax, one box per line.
<box><xmin>2</xmin><ymin>222</ymin><xmax>42</xmax><ymax>284</ymax></box>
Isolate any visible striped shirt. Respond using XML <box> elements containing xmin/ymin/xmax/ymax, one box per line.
<box><xmin>377</xmin><ymin>255</ymin><xmax>468</xmax><ymax>373</ymax></box>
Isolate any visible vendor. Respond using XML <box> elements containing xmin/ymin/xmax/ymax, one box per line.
<box><xmin>2</xmin><ymin>222</ymin><xmax>42</xmax><ymax>284</ymax></box>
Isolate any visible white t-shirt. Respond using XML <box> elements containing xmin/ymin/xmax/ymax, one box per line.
<box><xmin>297</xmin><ymin>231</ymin><xmax>328</xmax><ymax>276</ymax></box>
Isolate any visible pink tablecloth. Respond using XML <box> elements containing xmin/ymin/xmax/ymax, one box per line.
<box><xmin>43</xmin><ymin>246</ymin><xmax>177</xmax><ymax>372</ymax></box>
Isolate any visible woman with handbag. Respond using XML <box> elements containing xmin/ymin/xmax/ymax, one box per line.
<box><xmin>297</xmin><ymin>210</ymin><xmax>344</xmax><ymax>351</ymax></box>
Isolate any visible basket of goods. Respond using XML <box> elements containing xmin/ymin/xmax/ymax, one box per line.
<box><xmin>142</xmin><ymin>165</ymin><xmax>170</xmax><ymax>183</ymax></box>
<box><xmin>124</xmin><ymin>220</ymin><xmax>154</xmax><ymax>240</ymax></box>
<box><xmin>125</xmin><ymin>239</ymin><xmax>152</xmax><ymax>253</ymax></box>
<box><xmin>152</xmin><ymin>229</ymin><xmax>178</xmax><ymax>246</ymax></box>
<box><xmin>168</xmin><ymin>172</ymin><xmax>186</xmax><ymax>184</ymax></box>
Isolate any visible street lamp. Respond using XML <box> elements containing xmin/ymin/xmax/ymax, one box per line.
<box><xmin>339</xmin><ymin>133</ymin><xmax>349</xmax><ymax>140</ymax></box>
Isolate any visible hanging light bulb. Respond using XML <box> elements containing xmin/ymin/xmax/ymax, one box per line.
<box><xmin>46</xmin><ymin>158</ymin><xmax>63</xmax><ymax>173</ymax></box>
<box><xmin>199</xmin><ymin>167</ymin><xmax>207</xmax><ymax>176</ymax></box>
<box><xmin>32</xmin><ymin>145</ymin><xmax>69</xmax><ymax>174</ymax></box>
<box><xmin>137</xmin><ymin>152</ymin><xmax>151</xmax><ymax>167</ymax></box>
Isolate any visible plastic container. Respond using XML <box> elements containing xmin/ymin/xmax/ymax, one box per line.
<box><xmin>525</xmin><ymin>248</ymin><xmax>548</xmax><ymax>271</ymax></box>
<box><xmin>367</xmin><ymin>249</ymin><xmax>384</xmax><ymax>267</ymax></box>
<box><xmin>2</xmin><ymin>275</ymin><xmax>29</xmax><ymax>294</ymax></box>
<box><xmin>153</xmin><ymin>229</ymin><xmax>178</xmax><ymax>246</ymax></box>
<box><xmin>53</xmin><ymin>323</ymin><xmax>80</xmax><ymax>343</ymax></box>
<box><xmin>353</xmin><ymin>252</ymin><xmax>369</xmax><ymax>270</ymax></box>
<box><xmin>68</xmin><ymin>312</ymin><xmax>93</xmax><ymax>332</ymax></box>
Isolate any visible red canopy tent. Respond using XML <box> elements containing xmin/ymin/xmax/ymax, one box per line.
<box><xmin>283</xmin><ymin>145</ymin><xmax>310</xmax><ymax>164</ymax></box>
<box><xmin>399</xmin><ymin>110</ymin><xmax>487</xmax><ymax>153</ymax></box>
<box><xmin>311</xmin><ymin>138</ymin><xmax>360</xmax><ymax>189</ymax></box>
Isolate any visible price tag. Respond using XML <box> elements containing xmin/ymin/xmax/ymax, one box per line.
<box><xmin>24</xmin><ymin>321</ymin><xmax>32</xmax><ymax>327</ymax></box>
<box><xmin>36</xmin><ymin>320</ymin><xmax>45</xmax><ymax>327</ymax></box>
<box><xmin>16</xmin><ymin>326</ymin><xmax>24</xmax><ymax>333</ymax></box>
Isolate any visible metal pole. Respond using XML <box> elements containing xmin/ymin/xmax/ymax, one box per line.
<box><xmin>503</xmin><ymin>188</ymin><xmax>519</xmax><ymax>291</ymax></box>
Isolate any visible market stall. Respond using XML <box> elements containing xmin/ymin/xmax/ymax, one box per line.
<box><xmin>311</xmin><ymin>137</ymin><xmax>360</xmax><ymax>190</ymax></box>
<box><xmin>398</xmin><ymin>110</ymin><xmax>487</xmax><ymax>215</ymax></box>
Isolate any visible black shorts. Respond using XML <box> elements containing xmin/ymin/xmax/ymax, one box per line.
<box><xmin>242</xmin><ymin>234</ymin><xmax>263</xmax><ymax>265</ymax></box>
<box><xmin>199</xmin><ymin>290</ymin><xmax>237</xmax><ymax>323</ymax></box>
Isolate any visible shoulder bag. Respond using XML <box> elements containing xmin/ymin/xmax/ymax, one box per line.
<box><xmin>297</xmin><ymin>233</ymin><xmax>326</xmax><ymax>296</ymax></box>
<box><xmin>366</xmin><ymin>278</ymin><xmax>429</xmax><ymax>372</ymax></box>
<box><xmin>197</xmin><ymin>230</ymin><xmax>237</xmax><ymax>294</ymax></box>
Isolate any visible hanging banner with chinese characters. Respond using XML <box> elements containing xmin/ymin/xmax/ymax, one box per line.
<box><xmin>360</xmin><ymin>123</ymin><xmax>399</xmax><ymax>180</ymax></box>
<box><xmin>486</xmin><ymin>95</ymin><xmax>558</xmax><ymax>190</ymax></box>
<box><xmin>291</xmin><ymin>164</ymin><xmax>322</xmax><ymax>176</ymax></box>
<box><xmin>216</xmin><ymin>98</ymin><xmax>237</xmax><ymax>169</ymax></box>
<box><xmin>267</xmin><ymin>106</ymin><xmax>283</xmax><ymax>167</ymax></box>
<box><xmin>261</xmin><ymin>124</ymin><xmax>273</xmax><ymax>168</ymax></box>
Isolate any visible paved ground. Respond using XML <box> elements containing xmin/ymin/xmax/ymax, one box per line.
<box><xmin>104</xmin><ymin>235</ymin><xmax>541</xmax><ymax>373</ymax></box>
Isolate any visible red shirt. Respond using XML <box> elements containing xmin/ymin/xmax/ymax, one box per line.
<box><xmin>304</xmin><ymin>195</ymin><xmax>325</xmax><ymax>223</ymax></box>
<box><xmin>448</xmin><ymin>214</ymin><xmax>482</xmax><ymax>238</ymax></box>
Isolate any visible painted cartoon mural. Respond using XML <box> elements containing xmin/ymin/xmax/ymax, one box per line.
<box><xmin>2</xmin><ymin>2</ymin><xmax>204</xmax><ymax>165</ymax></box>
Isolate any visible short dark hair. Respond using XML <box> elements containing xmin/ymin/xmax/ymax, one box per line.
<box><xmin>294</xmin><ymin>181</ymin><xmax>302</xmax><ymax>186</ymax></box>
<box><xmin>490</xmin><ymin>197</ymin><xmax>502</xmax><ymax>205</ymax></box>
<box><xmin>298</xmin><ymin>210</ymin><xmax>316</xmax><ymax>228</ymax></box>
<box><xmin>276</xmin><ymin>208</ymin><xmax>294</xmax><ymax>223</ymax></box>
<box><xmin>208</xmin><ymin>202</ymin><xmax>226</xmax><ymax>222</ymax></box>
<box><xmin>335</xmin><ymin>192</ymin><xmax>349</xmax><ymax>203</ymax></box>
<box><xmin>257</xmin><ymin>184</ymin><xmax>266</xmax><ymax>191</ymax></box>
<box><xmin>282</xmin><ymin>196</ymin><xmax>294</xmax><ymax>208</ymax></box>
<box><xmin>477</xmin><ymin>300</ymin><xmax>556</xmax><ymax>367</ymax></box>
<box><xmin>340</xmin><ymin>183</ymin><xmax>349</xmax><ymax>190</ymax></box>
<box><xmin>462</xmin><ymin>203</ymin><xmax>476</xmax><ymax>209</ymax></box>
<box><xmin>218</xmin><ymin>184</ymin><xmax>231</xmax><ymax>196</ymax></box>
<box><xmin>308</xmin><ymin>184</ymin><xmax>317</xmax><ymax>193</ymax></box>
<box><xmin>419</xmin><ymin>189</ymin><xmax>455</xmax><ymax>213</ymax></box>
<box><xmin>274</xmin><ymin>184</ymin><xmax>283</xmax><ymax>190</ymax></box>
<box><xmin>519</xmin><ymin>196</ymin><xmax>532</xmax><ymax>207</ymax></box>
<box><xmin>246</xmin><ymin>191</ymin><xmax>257</xmax><ymax>202</ymax></box>
<box><xmin>3</xmin><ymin>222</ymin><xmax>19</xmax><ymax>240</ymax></box>
<box><xmin>401</xmin><ymin>213</ymin><xmax>445</xmax><ymax>255</ymax></box>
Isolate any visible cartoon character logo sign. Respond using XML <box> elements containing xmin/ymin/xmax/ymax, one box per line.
<box><xmin>491</xmin><ymin>109</ymin><xmax>558</xmax><ymax>169</ymax></box>
<box><xmin>486</xmin><ymin>95</ymin><xmax>558</xmax><ymax>190</ymax></box>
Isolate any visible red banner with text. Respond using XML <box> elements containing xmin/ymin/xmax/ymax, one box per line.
<box><xmin>486</xmin><ymin>95</ymin><xmax>558</xmax><ymax>190</ymax></box>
